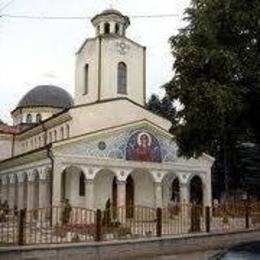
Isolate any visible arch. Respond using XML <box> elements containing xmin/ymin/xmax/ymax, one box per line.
<box><xmin>60</xmin><ymin>127</ymin><xmax>64</xmax><ymax>140</ymax></box>
<box><xmin>93</xmin><ymin>169</ymin><xmax>116</xmax><ymax>210</ymax></box>
<box><xmin>162</xmin><ymin>173</ymin><xmax>180</xmax><ymax>207</ymax></box>
<box><xmin>79</xmin><ymin>172</ymin><xmax>85</xmax><ymax>196</ymax></box>
<box><xmin>61</xmin><ymin>166</ymin><xmax>86</xmax><ymax>207</ymax></box>
<box><xmin>66</xmin><ymin>124</ymin><xmax>70</xmax><ymax>138</ymax></box>
<box><xmin>171</xmin><ymin>178</ymin><xmax>180</xmax><ymax>202</ymax></box>
<box><xmin>117</xmin><ymin>62</ymin><xmax>127</xmax><ymax>94</ymax></box>
<box><xmin>112</xmin><ymin>177</ymin><xmax>118</xmax><ymax>218</ymax></box>
<box><xmin>126</xmin><ymin>175</ymin><xmax>134</xmax><ymax>218</ymax></box>
<box><xmin>36</xmin><ymin>113</ymin><xmax>42</xmax><ymax>123</ymax></box>
<box><xmin>128</xmin><ymin>169</ymin><xmax>155</xmax><ymax>208</ymax></box>
<box><xmin>190</xmin><ymin>175</ymin><xmax>203</xmax><ymax>205</ymax></box>
<box><xmin>104</xmin><ymin>22</ymin><xmax>110</xmax><ymax>34</ymax></box>
<box><xmin>26</xmin><ymin>114</ymin><xmax>32</xmax><ymax>124</ymax></box>
<box><xmin>115</xmin><ymin>23</ymin><xmax>120</xmax><ymax>34</ymax></box>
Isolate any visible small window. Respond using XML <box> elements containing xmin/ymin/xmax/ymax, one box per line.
<box><xmin>115</xmin><ymin>23</ymin><xmax>120</xmax><ymax>34</ymax></box>
<box><xmin>79</xmin><ymin>172</ymin><xmax>85</xmax><ymax>196</ymax></box>
<box><xmin>36</xmin><ymin>114</ymin><xmax>42</xmax><ymax>123</ymax></box>
<box><xmin>48</xmin><ymin>132</ymin><xmax>52</xmax><ymax>143</ymax></box>
<box><xmin>104</xmin><ymin>23</ymin><xmax>110</xmax><ymax>34</ymax></box>
<box><xmin>54</xmin><ymin>130</ymin><xmax>57</xmax><ymax>141</ymax></box>
<box><xmin>84</xmin><ymin>64</ymin><xmax>89</xmax><ymax>95</ymax></box>
<box><xmin>117</xmin><ymin>62</ymin><xmax>127</xmax><ymax>94</ymax></box>
<box><xmin>26</xmin><ymin>114</ymin><xmax>32</xmax><ymax>124</ymax></box>
<box><xmin>61</xmin><ymin>127</ymin><xmax>64</xmax><ymax>140</ymax></box>
<box><xmin>66</xmin><ymin>124</ymin><xmax>70</xmax><ymax>138</ymax></box>
<box><xmin>38</xmin><ymin>136</ymin><xmax>42</xmax><ymax>147</ymax></box>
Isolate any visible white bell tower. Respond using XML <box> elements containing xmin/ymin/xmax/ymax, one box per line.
<box><xmin>74</xmin><ymin>9</ymin><xmax>146</xmax><ymax>106</ymax></box>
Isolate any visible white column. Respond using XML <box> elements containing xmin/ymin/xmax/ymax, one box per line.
<box><xmin>17</xmin><ymin>180</ymin><xmax>24</xmax><ymax>209</ymax></box>
<box><xmin>117</xmin><ymin>181</ymin><xmax>126</xmax><ymax>207</ymax></box>
<box><xmin>1</xmin><ymin>176</ymin><xmax>8</xmax><ymax>203</ymax></box>
<box><xmin>85</xmin><ymin>179</ymin><xmax>94</xmax><ymax>209</ymax></box>
<box><xmin>116</xmin><ymin>180</ymin><xmax>126</xmax><ymax>223</ymax></box>
<box><xmin>154</xmin><ymin>182</ymin><xmax>163</xmax><ymax>208</ymax></box>
<box><xmin>39</xmin><ymin>179</ymin><xmax>50</xmax><ymax>208</ymax></box>
<box><xmin>180</xmin><ymin>183</ymin><xmax>190</xmax><ymax>204</ymax></box>
<box><xmin>8</xmin><ymin>182</ymin><xmax>15</xmax><ymax>208</ymax></box>
<box><xmin>27</xmin><ymin>180</ymin><xmax>34</xmax><ymax>210</ymax></box>
<box><xmin>52</xmin><ymin>161</ymin><xmax>64</xmax><ymax>207</ymax></box>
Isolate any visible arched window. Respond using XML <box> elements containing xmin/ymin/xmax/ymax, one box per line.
<box><xmin>117</xmin><ymin>62</ymin><xmax>127</xmax><ymax>94</ymax></box>
<box><xmin>26</xmin><ymin>114</ymin><xmax>32</xmax><ymax>124</ymax></box>
<box><xmin>115</xmin><ymin>23</ymin><xmax>120</xmax><ymax>34</ymax></box>
<box><xmin>60</xmin><ymin>127</ymin><xmax>64</xmax><ymax>140</ymax></box>
<box><xmin>54</xmin><ymin>130</ymin><xmax>57</xmax><ymax>141</ymax></box>
<box><xmin>104</xmin><ymin>22</ymin><xmax>110</xmax><ymax>34</ymax></box>
<box><xmin>36</xmin><ymin>114</ymin><xmax>42</xmax><ymax>123</ymax></box>
<box><xmin>79</xmin><ymin>172</ymin><xmax>85</xmax><ymax>196</ymax></box>
<box><xmin>66</xmin><ymin>124</ymin><xmax>70</xmax><ymax>138</ymax></box>
<box><xmin>84</xmin><ymin>64</ymin><xmax>89</xmax><ymax>95</ymax></box>
<box><xmin>48</xmin><ymin>132</ymin><xmax>52</xmax><ymax>143</ymax></box>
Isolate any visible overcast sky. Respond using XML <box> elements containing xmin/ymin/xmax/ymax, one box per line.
<box><xmin>0</xmin><ymin>0</ymin><xmax>190</xmax><ymax>123</ymax></box>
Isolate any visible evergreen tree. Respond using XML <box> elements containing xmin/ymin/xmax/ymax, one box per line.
<box><xmin>164</xmin><ymin>0</ymin><xmax>260</xmax><ymax>197</ymax></box>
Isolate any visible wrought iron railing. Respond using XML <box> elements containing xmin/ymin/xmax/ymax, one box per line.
<box><xmin>0</xmin><ymin>202</ymin><xmax>259</xmax><ymax>246</ymax></box>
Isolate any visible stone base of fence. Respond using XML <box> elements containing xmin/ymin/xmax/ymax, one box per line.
<box><xmin>1</xmin><ymin>229</ymin><xmax>260</xmax><ymax>260</ymax></box>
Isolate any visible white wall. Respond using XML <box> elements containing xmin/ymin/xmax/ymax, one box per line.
<box><xmin>74</xmin><ymin>36</ymin><xmax>145</xmax><ymax>106</ymax></box>
<box><xmin>0</xmin><ymin>134</ymin><xmax>12</xmax><ymax>161</ymax></box>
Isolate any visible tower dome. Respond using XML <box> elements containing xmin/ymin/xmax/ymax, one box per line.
<box><xmin>17</xmin><ymin>85</ymin><xmax>73</xmax><ymax>109</ymax></box>
<box><xmin>12</xmin><ymin>85</ymin><xmax>74</xmax><ymax>126</ymax></box>
<box><xmin>91</xmin><ymin>9</ymin><xmax>130</xmax><ymax>36</ymax></box>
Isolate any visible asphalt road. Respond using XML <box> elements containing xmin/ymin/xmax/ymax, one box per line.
<box><xmin>132</xmin><ymin>250</ymin><xmax>220</xmax><ymax>260</ymax></box>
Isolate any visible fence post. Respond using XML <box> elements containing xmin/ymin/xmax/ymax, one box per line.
<box><xmin>245</xmin><ymin>201</ymin><xmax>250</xmax><ymax>229</ymax></box>
<box><xmin>156</xmin><ymin>208</ymin><xmax>162</xmax><ymax>237</ymax></box>
<box><xmin>205</xmin><ymin>206</ymin><xmax>211</xmax><ymax>233</ymax></box>
<box><xmin>18</xmin><ymin>208</ymin><xmax>26</xmax><ymax>245</ymax></box>
<box><xmin>95</xmin><ymin>209</ymin><xmax>102</xmax><ymax>242</ymax></box>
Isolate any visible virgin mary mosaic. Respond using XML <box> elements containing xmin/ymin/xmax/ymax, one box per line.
<box><xmin>126</xmin><ymin>131</ymin><xmax>162</xmax><ymax>162</ymax></box>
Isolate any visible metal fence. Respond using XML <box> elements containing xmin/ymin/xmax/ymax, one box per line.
<box><xmin>0</xmin><ymin>202</ymin><xmax>260</xmax><ymax>246</ymax></box>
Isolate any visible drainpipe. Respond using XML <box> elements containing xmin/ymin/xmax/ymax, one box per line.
<box><xmin>42</xmin><ymin>122</ymin><xmax>54</xmax><ymax>225</ymax></box>
<box><xmin>11</xmin><ymin>133</ymin><xmax>15</xmax><ymax>157</ymax></box>
<box><xmin>47</xmin><ymin>144</ymin><xmax>54</xmax><ymax>226</ymax></box>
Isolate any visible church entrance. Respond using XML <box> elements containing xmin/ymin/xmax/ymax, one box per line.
<box><xmin>171</xmin><ymin>178</ymin><xmax>180</xmax><ymax>202</ymax></box>
<box><xmin>190</xmin><ymin>176</ymin><xmax>203</xmax><ymax>205</ymax></box>
<box><xmin>126</xmin><ymin>175</ymin><xmax>134</xmax><ymax>218</ymax></box>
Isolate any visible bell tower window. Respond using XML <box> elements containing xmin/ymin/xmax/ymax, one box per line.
<box><xmin>84</xmin><ymin>64</ymin><xmax>89</xmax><ymax>95</ymax></box>
<box><xmin>104</xmin><ymin>23</ymin><xmax>110</xmax><ymax>34</ymax></box>
<box><xmin>117</xmin><ymin>62</ymin><xmax>127</xmax><ymax>94</ymax></box>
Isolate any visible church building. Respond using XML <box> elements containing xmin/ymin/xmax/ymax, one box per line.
<box><xmin>0</xmin><ymin>9</ymin><xmax>214</xmax><ymax>212</ymax></box>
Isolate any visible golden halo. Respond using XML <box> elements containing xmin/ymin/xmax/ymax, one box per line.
<box><xmin>137</xmin><ymin>132</ymin><xmax>151</xmax><ymax>146</ymax></box>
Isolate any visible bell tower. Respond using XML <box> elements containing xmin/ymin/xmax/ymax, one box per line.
<box><xmin>74</xmin><ymin>9</ymin><xmax>146</xmax><ymax>106</ymax></box>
